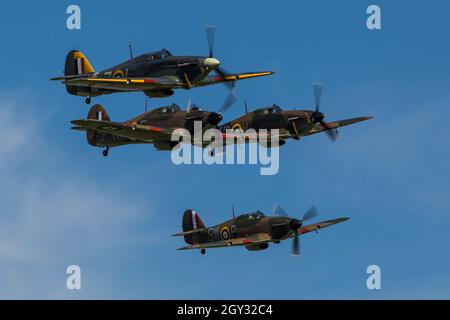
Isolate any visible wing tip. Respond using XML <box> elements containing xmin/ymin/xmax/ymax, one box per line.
<box><xmin>353</xmin><ymin>116</ymin><xmax>373</xmax><ymax>123</ymax></box>
<box><xmin>334</xmin><ymin>217</ymin><xmax>350</xmax><ymax>224</ymax></box>
<box><xmin>251</xmin><ymin>71</ymin><xmax>275</xmax><ymax>76</ymax></box>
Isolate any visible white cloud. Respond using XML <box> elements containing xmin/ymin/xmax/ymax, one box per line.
<box><xmin>0</xmin><ymin>92</ymin><xmax>36</xmax><ymax>162</ymax></box>
<box><xmin>0</xmin><ymin>90</ymin><xmax>155</xmax><ymax>298</ymax></box>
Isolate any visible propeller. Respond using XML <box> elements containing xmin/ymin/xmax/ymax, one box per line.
<box><xmin>314</xmin><ymin>83</ymin><xmax>322</xmax><ymax>112</ymax></box>
<box><xmin>186</xmin><ymin>100</ymin><xmax>192</xmax><ymax>113</ymax></box>
<box><xmin>311</xmin><ymin>83</ymin><xmax>338</xmax><ymax>142</ymax></box>
<box><xmin>206</xmin><ymin>25</ymin><xmax>216</xmax><ymax>58</ymax></box>
<box><xmin>203</xmin><ymin>26</ymin><xmax>239</xmax><ymax>124</ymax></box>
<box><xmin>218</xmin><ymin>85</ymin><xmax>237</xmax><ymax>114</ymax></box>
<box><xmin>205</xmin><ymin>25</ymin><xmax>236</xmax><ymax>91</ymax></box>
<box><xmin>272</xmin><ymin>204</ymin><xmax>319</xmax><ymax>256</ymax></box>
<box><xmin>186</xmin><ymin>88</ymin><xmax>236</xmax><ymax>128</ymax></box>
<box><xmin>205</xmin><ymin>84</ymin><xmax>238</xmax><ymax>127</ymax></box>
<box><xmin>203</xmin><ymin>83</ymin><xmax>237</xmax><ymax>128</ymax></box>
<box><xmin>292</xmin><ymin>231</ymin><xmax>300</xmax><ymax>256</ymax></box>
<box><xmin>272</xmin><ymin>203</ymin><xmax>288</xmax><ymax>217</ymax></box>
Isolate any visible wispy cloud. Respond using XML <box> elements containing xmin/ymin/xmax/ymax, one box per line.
<box><xmin>0</xmin><ymin>90</ymin><xmax>155</xmax><ymax>298</ymax></box>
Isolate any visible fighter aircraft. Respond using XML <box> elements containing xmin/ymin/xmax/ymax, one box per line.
<box><xmin>71</xmin><ymin>83</ymin><xmax>372</xmax><ymax>156</ymax></box>
<box><xmin>51</xmin><ymin>26</ymin><xmax>273</xmax><ymax>104</ymax></box>
<box><xmin>70</xmin><ymin>98</ymin><xmax>231</xmax><ymax>156</ymax></box>
<box><xmin>218</xmin><ymin>83</ymin><xmax>373</xmax><ymax>145</ymax></box>
<box><xmin>173</xmin><ymin>205</ymin><xmax>349</xmax><ymax>255</ymax></box>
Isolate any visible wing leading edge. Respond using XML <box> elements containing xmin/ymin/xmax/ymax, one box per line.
<box><xmin>305</xmin><ymin>116</ymin><xmax>373</xmax><ymax>137</ymax></box>
<box><xmin>52</xmin><ymin>71</ymin><xmax>274</xmax><ymax>92</ymax></box>
<box><xmin>195</xmin><ymin>71</ymin><xmax>274</xmax><ymax>87</ymax></box>
<box><xmin>70</xmin><ymin>119</ymin><xmax>175</xmax><ymax>142</ymax></box>
<box><xmin>176</xmin><ymin>233</ymin><xmax>272</xmax><ymax>251</ymax></box>
<box><xmin>297</xmin><ymin>217</ymin><xmax>350</xmax><ymax>236</ymax></box>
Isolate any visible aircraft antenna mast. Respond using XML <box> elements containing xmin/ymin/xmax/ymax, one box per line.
<box><xmin>128</xmin><ymin>42</ymin><xmax>133</xmax><ymax>59</ymax></box>
<box><xmin>244</xmin><ymin>98</ymin><xmax>248</xmax><ymax>114</ymax></box>
<box><xmin>232</xmin><ymin>205</ymin><xmax>235</xmax><ymax>218</ymax></box>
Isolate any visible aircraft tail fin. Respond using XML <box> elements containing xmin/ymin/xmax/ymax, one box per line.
<box><xmin>182</xmin><ymin>209</ymin><xmax>206</xmax><ymax>245</ymax></box>
<box><xmin>87</xmin><ymin>104</ymin><xmax>110</xmax><ymax>122</ymax></box>
<box><xmin>65</xmin><ymin>50</ymin><xmax>95</xmax><ymax>76</ymax></box>
<box><xmin>64</xmin><ymin>50</ymin><xmax>95</xmax><ymax>96</ymax></box>
<box><xmin>86</xmin><ymin>104</ymin><xmax>111</xmax><ymax>146</ymax></box>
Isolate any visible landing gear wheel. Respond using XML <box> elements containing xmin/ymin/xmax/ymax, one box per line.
<box><xmin>201</xmin><ymin>249</ymin><xmax>206</xmax><ymax>255</ymax></box>
<box><xmin>102</xmin><ymin>147</ymin><xmax>109</xmax><ymax>157</ymax></box>
<box><xmin>85</xmin><ymin>97</ymin><xmax>91</xmax><ymax>104</ymax></box>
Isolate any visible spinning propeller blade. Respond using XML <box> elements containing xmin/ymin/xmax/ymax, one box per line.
<box><xmin>292</xmin><ymin>233</ymin><xmax>300</xmax><ymax>256</ymax></box>
<box><xmin>311</xmin><ymin>83</ymin><xmax>339</xmax><ymax>142</ymax></box>
<box><xmin>205</xmin><ymin>25</ymin><xmax>216</xmax><ymax>58</ymax></box>
<box><xmin>272</xmin><ymin>203</ymin><xmax>288</xmax><ymax>217</ymax></box>
<box><xmin>218</xmin><ymin>86</ymin><xmax>237</xmax><ymax>114</ymax></box>
<box><xmin>273</xmin><ymin>204</ymin><xmax>320</xmax><ymax>256</ymax></box>
<box><xmin>314</xmin><ymin>82</ymin><xmax>322</xmax><ymax>112</ymax></box>
<box><xmin>205</xmin><ymin>25</ymin><xmax>236</xmax><ymax>93</ymax></box>
<box><xmin>302</xmin><ymin>206</ymin><xmax>318</xmax><ymax>222</ymax></box>
<box><xmin>186</xmin><ymin>100</ymin><xmax>192</xmax><ymax>113</ymax></box>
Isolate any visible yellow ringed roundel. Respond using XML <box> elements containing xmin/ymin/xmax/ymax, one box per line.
<box><xmin>219</xmin><ymin>226</ymin><xmax>231</xmax><ymax>240</ymax></box>
<box><xmin>112</xmin><ymin>70</ymin><xmax>125</xmax><ymax>78</ymax></box>
<box><xmin>231</xmin><ymin>123</ymin><xmax>243</xmax><ymax>131</ymax></box>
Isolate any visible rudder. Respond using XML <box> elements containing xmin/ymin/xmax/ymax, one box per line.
<box><xmin>87</xmin><ymin>104</ymin><xmax>110</xmax><ymax>122</ymax></box>
<box><xmin>64</xmin><ymin>50</ymin><xmax>95</xmax><ymax>96</ymax></box>
<box><xmin>182</xmin><ymin>209</ymin><xmax>206</xmax><ymax>245</ymax></box>
<box><xmin>86</xmin><ymin>104</ymin><xmax>111</xmax><ymax>146</ymax></box>
<box><xmin>64</xmin><ymin>50</ymin><xmax>94</xmax><ymax>76</ymax></box>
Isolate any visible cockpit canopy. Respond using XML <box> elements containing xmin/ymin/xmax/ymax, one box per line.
<box><xmin>131</xmin><ymin>49</ymin><xmax>172</xmax><ymax>63</ymax></box>
<box><xmin>253</xmin><ymin>104</ymin><xmax>283</xmax><ymax>115</ymax></box>
<box><xmin>238</xmin><ymin>211</ymin><xmax>266</xmax><ymax>222</ymax></box>
<box><xmin>188</xmin><ymin>103</ymin><xmax>202</xmax><ymax>112</ymax></box>
<box><xmin>153</xmin><ymin>104</ymin><xmax>181</xmax><ymax>114</ymax></box>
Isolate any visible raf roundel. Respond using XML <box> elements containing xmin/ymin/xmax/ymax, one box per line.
<box><xmin>220</xmin><ymin>226</ymin><xmax>231</xmax><ymax>240</ymax></box>
<box><xmin>98</xmin><ymin>125</ymin><xmax>121</xmax><ymax>132</ymax></box>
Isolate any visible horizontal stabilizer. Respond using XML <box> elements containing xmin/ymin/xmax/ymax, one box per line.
<box><xmin>71</xmin><ymin>126</ymin><xmax>88</xmax><ymax>131</ymax></box>
<box><xmin>172</xmin><ymin>228</ymin><xmax>207</xmax><ymax>237</ymax></box>
<box><xmin>50</xmin><ymin>73</ymin><xmax>94</xmax><ymax>81</ymax></box>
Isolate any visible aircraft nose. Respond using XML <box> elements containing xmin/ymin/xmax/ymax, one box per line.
<box><xmin>207</xmin><ymin>112</ymin><xmax>223</xmax><ymax>126</ymax></box>
<box><xmin>204</xmin><ymin>57</ymin><xmax>220</xmax><ymax>70</ymax></box>
<box><xmin>311</xmin><ymin>111</ymin><xmax>324</xmax><ymax>123</ymax></box>
<box><xmin>289</xmin><ymin>218</ymin><xmax>302</xmax><ymax>231</ymax></box>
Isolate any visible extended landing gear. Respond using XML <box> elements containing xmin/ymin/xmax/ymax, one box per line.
<box><xmin>102</xmin><ymin>146</ymin><xmax>109</xmax><ymax>157</ymax></box>
<box><xmin>85</xmin><ymin>97</ymin><xmax>91</xmax><ymax>104</ymax></box>
<box><xmin>200</xmin><ymin>249</ymin><xmax>206</xmax><ymax>255</ymax></box>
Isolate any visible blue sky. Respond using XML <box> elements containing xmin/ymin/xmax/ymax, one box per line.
<box><xmin>0</xmin><ymin>0</ymin><xmax>449</xmax><ymax>299</ymax></box>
